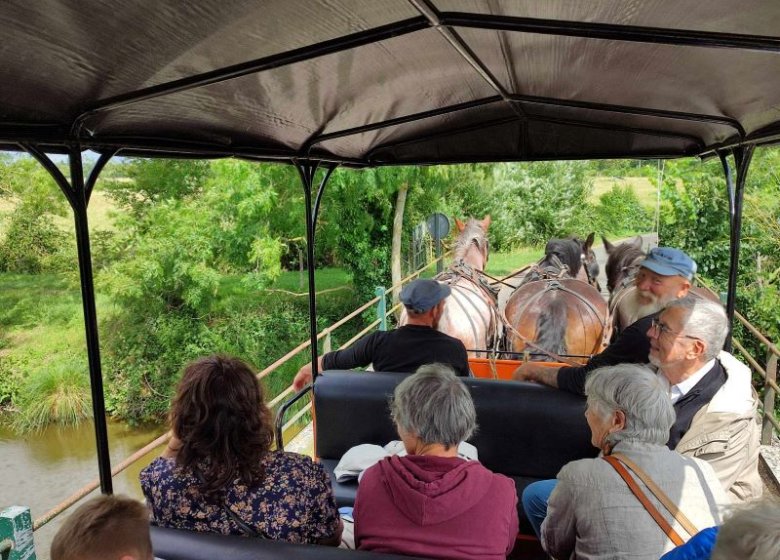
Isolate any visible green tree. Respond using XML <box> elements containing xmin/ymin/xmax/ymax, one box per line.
<box><xmin>0</xmin><ymin>155</ymin><xmax>71</xmax><ymax>273</ymax></box>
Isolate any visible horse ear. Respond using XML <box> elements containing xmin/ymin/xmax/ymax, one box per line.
<box><xmin>632</xmin><ymin>235</ymin><xmax>643</xmax><ymax>248</ymax></box>
<box><xmin>480</xmin><ymin>215</ymin><xmax>492</xmax><ymax>230</ymax></box>
<box><xmin>584</xmin><ymin>232</ymin><xmax>595</xmax><ymax>251</ymax></box>
<box><xmin>602</xmin><ymin>235</ymin><xmax>615</xmax><ymax>253</ymax></box>
<box><xmin>455</xmin><ymin>218</ymin><xmax>466</xmax><ymax>232</ymax></box>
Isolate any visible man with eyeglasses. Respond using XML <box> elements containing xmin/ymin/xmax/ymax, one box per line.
<box><xmin>520</xmin><ymin>293</ymin><xmax>760</xmax><ymax>538</ymax></box>
<box><xmin>648</xmin><ymin>295</ymin><xmax>761</xmax><ymax>502</ymax></box>
<box><xmin>514</xmin><ymin>247</ymin><xmax>694</xmax><ymax>395</ymax></box>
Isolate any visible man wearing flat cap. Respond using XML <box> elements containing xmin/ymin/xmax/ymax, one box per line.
<box><xmin>293</xmin><ymin>279</ymin><xmax>469</xmax><ymax>390</ymax></box>
<box><xmin>514</xmin><ymin>247</ymin><xmax>696</xmax><ymax>395</ymax></box>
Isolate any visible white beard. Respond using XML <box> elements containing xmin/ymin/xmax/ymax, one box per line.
<box><xmin>617</xmin><ymin>287</ymin><xmax>670</xmax><ymax>328</ymax></box>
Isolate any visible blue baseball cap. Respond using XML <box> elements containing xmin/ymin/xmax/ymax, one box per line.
<box><xmin>640</xmin><ymin>247</ymin><xmax>696</xmax><ymax>280</ymax></box>
<box><xmin>400</xmin><ymin>279</ymin><xmax>451</xmax><ymax>313</ymax></box>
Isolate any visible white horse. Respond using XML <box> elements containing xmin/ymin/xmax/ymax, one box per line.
<box><xmin>400</xmin><ymin>216</ymin><xmax>498</xmax><ymax>357</ymax></box>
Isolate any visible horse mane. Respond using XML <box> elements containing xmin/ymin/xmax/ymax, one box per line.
<box><xmin>542</xmin><ymin>238</ymin><xmax>582</xmax><ymax>277</ymax></box>
<box><xmin>605</xmin><ymin>241</ymin><xmax>645</xmax><ymax>291</ymax></box>
<box><xmin>453</xmin><ymin>219</ymin><xmax>487</xmax><ymax>261</ymax></box>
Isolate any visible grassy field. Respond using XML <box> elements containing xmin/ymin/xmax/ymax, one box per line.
<box><xmin>486</xmin><ymin>247</ymin><xmax>544</xmax><ymax>277</ymax></box>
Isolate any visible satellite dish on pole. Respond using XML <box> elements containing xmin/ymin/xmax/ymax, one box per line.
<box><xmin>426</xmin><ymin>213</ymin><xmax>450</xmax><ymax>273</ymax></box>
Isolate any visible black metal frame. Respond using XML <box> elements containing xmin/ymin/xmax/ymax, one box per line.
<box><xmin>11</xmin><ymin>1</ymin><xmax>770</xmax><ymax>488</ymax></box>
<box><xmin>718</xmin><ymin>147</ymin><xmax>756</xmax><ymax>351</ymax></box>
<box><xmin>21</xmin><ymin>144</ymin><xmax>116</xmax><ymax>494</ymax></box>
<box><xmin>272</xmin><ymin>162</ymin><xmax>337</xmax><ymax>451</ymax></box>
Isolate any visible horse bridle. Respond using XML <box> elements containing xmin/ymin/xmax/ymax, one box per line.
<box><xmin>503</xmin><ymin>276</ymin><xmax>610</xmax><ymax>365</ymax></box>
<box><xmin>581</xmin><ymin>250</ymin><xmax>598</xmax><ymax>287</ymax></box>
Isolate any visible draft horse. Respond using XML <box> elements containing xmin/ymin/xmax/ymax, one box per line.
<box><xmin>400</xmin><ymin>215</ymin><xmax>499</xmax><ymax>357</ymax></box>
<box><xmin>603</xmin><ymin>235</ymin><xmax>646</xmax><ymax>333</ymax></box>
<box><xmin>504</xmin><ymin>235</ymin><xmax>609</xmax><ymax>363</ymax></box>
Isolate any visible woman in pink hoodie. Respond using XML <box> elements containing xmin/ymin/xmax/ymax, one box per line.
<box><xmin>353</xmin><ymin>364</ymin><xmax>519</xmax><ymax>559</ymax></box>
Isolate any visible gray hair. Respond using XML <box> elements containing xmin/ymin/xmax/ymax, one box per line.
<box><xmin>390</xmin><ymin>363</ymin><xmax>477</xmax><ymax>448</ymax></box>
<box><xmin>712</xmin><ymin>499</ymin><xmax>780</xmax><ymax>560</ymax></box>
<box><xmin>585</xmin><ymin>364</ymin><xmax>675</xmax><ymax>446</ymax></box>
<box><xmin>664</xmin><ymin>295</ymin><xmax>728</xmax><ymax>361</ymax></box>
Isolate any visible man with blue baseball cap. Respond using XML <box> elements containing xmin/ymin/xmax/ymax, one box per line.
<box><xmin>514</xmin><ymin>246</ymin><xmax>696</xmax><ymax>395</ymax></box>
<box><xmin>293</xmin><ymin>279</ymin><xmax>469</xmax><ymax>389</ymax></box>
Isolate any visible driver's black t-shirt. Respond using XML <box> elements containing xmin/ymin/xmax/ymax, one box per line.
<box><xmin>321</xmin><ymin>325</ymin><xmax>470</xmax><ymax>376</ymax></box>
<box><xmin>556</xmin><ymin>312</ymin><xmax>657</xmax><ymax>395</ymax></box>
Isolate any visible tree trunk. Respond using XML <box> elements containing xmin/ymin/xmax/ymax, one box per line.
<box><xmin>391</xmin><ymin>182</ymin><xmax>409</xmax><ymax>305</ymax></box>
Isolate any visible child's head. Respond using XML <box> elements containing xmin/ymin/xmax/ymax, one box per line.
<box><xmin>51</xmin><ymin>495</ymin><xmax>152</xmax><ymax>560</ymax></box>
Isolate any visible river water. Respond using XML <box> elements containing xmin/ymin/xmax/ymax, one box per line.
<box><xmin>0</xmin><ymin>420</ymin><xmax>163</xmax><ymax>559</ymax></box>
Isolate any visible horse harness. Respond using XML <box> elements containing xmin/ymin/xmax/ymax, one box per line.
<box><xmin>435</xmin><ymin>259</ymin><xmax>501</xmax><ymax>357</ymax></box>
<box><xmin>608</xmin><ymin>255</ymin><xmax>645</xmax><ymax>317</ymax></box>
<box><xmin>502</xmin><ymin>278</ymin><xmax>610</xmax><ymax>365</ymax></box>
<box><xmin>522</xmin><ymin>254</ymin><xmax>571</xmax><ymax>284</ymax></box>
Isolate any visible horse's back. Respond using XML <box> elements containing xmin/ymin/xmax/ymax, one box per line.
<box><xmin>438</xmin><ymin>278</ymin><xmax>497</xmax><ymax>355</ymax></box>
<box><xmin>505</xmin><ymin>279</ymin><xmax>608</xmax><ymax>360</ymax></box>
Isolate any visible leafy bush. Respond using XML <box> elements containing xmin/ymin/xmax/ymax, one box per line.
<box><xmin>659</xmin><ymin>159</ymin><xmax>734</xmax><ymax>286</ymax></box>
<box><xmin>594</xmin><ymin>183</ymin><xmax>653</xmax><ymax>236</ymax></box>
<box><xmin>487</xmin><ymin>161</ymin><xmax>595</xmax><ymax>246</ymax></box>
<box><xmin>0</xmin><ymin>156</ymin><xmax>72</xmax><ymax>273</ymax></box>
<box><xmin>103</xmin><ymin>296</ymin><xmax>358</xmax><ymax>424</ymax></box>
<box><xmin>0</xmin><ymin>210</ymin><xmax>71</xmax><ymax>273</ymax></box>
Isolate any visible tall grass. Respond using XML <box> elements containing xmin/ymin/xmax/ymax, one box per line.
<box><xmin>12</xmin><ymin>356</ymin><xmax>91</xmax><ymax>432</ymax></box>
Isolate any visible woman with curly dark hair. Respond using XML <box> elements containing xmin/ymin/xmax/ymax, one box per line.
<box><xmin>140</xmin><ymin>355</ymin><xmax>342</xmax><ymax>545</ymax></box>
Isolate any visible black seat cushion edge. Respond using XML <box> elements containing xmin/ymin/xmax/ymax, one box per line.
<box><xmin>321</xmin><ymin>458</ymin><xmax>358</xmax><ymax>508</ymax></box>
<box><xmin>150</xmin><ymin>525</ymin><xmax>427</xmax><ymax>560</ymax></box>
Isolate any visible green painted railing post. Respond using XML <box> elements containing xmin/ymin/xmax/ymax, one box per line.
<box><xmin>0</xmin><ymin>506</ymin><xmax>36</xmax><ymax>560</ymax></box>
<box><xmin>375</xmin><ymin>287</ymin><xmax>387</xmax><ymax>331</ymax></box>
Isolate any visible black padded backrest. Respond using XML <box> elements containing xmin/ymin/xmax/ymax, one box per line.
<box><xmin>463</xmin><ymin>377</ymin><xmax>597</xmax><ymax>479</ymax></box>
<box><xmin>150</xmin><ymin>526</ymin><xmax>423</xmax><ymax>560</ymax></box>
<box><xmin>313</xmin><ymin>371</ymin><xmax>597</xmax><ymax>480</ymax></box>
<box><xmin>314</xmin><ymin>371</ymin><xmax>405</xmax><ymax>461</ymax></box>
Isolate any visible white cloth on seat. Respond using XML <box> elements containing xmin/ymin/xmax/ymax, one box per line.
<box><xmin>333</xmin><ymin>441</ymin><xmax>478</xmax><ymax>483</ymax></box>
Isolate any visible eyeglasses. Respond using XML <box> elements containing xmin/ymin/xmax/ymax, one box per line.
<box><xmin>650</xmin><ymin>318</ymin><xmax>700</xmax><ymax>341</ymax></box>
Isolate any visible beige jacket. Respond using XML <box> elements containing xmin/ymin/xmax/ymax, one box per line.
<box><xmin>676</xmin><ymin>351</ymin><xmax>762</xmax><ymax>502</ymax></box>
<box><xmin>542</xmin><ymin>441</ymin><xmax>728</xmax><ymax>560</ymax></box>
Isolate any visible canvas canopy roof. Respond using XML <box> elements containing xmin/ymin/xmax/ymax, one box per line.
<box><xmin>2</xmin><ymin>0</ymin><xmax>780</xmax><ymax>165</ymax></box>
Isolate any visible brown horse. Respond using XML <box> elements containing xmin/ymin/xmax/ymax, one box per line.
<box><xmin>504</xmin><ymin>237</ymin><xmax>609</xmax><ymax>363</ymax></box>
<box><xmin>399</xmin><ymin>216</ymin><xmax>498</xmax><ymax>357</ymax></box>
<box><xmin>603</xmin><ymin>235</ymin><xmax>646</xmax><ymax>333</ymax></box>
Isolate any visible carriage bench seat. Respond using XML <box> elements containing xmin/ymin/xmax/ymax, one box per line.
<box><xmin>312</xmin><ymin>370</ymin><xmax>598</xmax><ymax>536</ymax></box>
<box><xmin>150</xmin><ymin>525</ymin><xmax>426</xmax><ymax>560</ymax></box>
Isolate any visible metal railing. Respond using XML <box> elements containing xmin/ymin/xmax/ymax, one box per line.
<box><xmin>697</xmin><ymin>279</ymin><xmax>779</xmax><ymax>444</ymax></box>
<box><xmin>731</xmin><ymin>311</ymin><xmax>780</xmax><ymax>443</ymax></box>
<box><xmin>30</xmin><ymin>252</ymin><xmax>451</xmax><ymax>531</ymax></box>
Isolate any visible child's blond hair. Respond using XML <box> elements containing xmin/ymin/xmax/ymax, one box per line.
<box><xmin>50</xmin><ymin>495</ymin><xmax>151</xmax><ymax>560</ymax></box>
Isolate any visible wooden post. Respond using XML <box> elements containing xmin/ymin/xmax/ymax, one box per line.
<box><xmin>763</xmin><ymin>352</ymin><xmax>778</xmax><ymax>445</ymax></box>
<box><xmin>323</xmin><ymin>329</ymin><xmax>332</xmax><ymax>354</ymax></box>
<box><xmin>0</xmin><ymin>506</ymin><xmax>36</xmax><ymax>560</ymax></box>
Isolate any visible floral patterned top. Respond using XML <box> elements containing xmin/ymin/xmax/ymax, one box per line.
<box><xmin>140</xmin><ymin>451</ymin><xmax>340</xmax><ymax>543</ymax></box>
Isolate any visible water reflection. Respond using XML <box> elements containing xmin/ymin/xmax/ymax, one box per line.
<box><xmin>0</xmin><ymin>419</ymin><xmax>162</xmax><ymax>560</ymax></box>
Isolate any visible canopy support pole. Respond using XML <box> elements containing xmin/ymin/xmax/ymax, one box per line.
<box><xmin>719</xmin><ymin>146</ymin><xmax>754</xmax><ymax>351</ymax></box>
<box><xmin>294</xmin><ymin>161</ymin><xmax>337</xmax><ymax>385</ymax></box>
<box><xmin>23</xmin><ymin>145</ymin><xmax>116</xmax><ymax>494</ymax></box>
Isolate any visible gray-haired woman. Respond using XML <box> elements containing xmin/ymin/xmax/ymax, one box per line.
<box><xmin>353</xmin><ymin>364</ymin><xmax>519</xmax><ymax>560</ymax></box>
<box><xmin>542</xmin><ymin>364</ymin><xmax>728</xmax><ymax>560</ymax></box>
